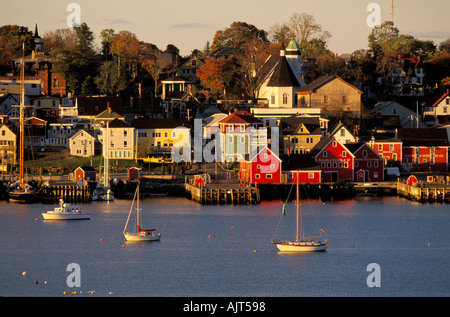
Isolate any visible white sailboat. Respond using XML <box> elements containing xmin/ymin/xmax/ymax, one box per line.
<box><xmin>123</xmin><ymin>185</ymin><xmax>160</xmax><ymax>242</ymax></box>
<box><xmin>42</xmin><ymin>199</ymin><xmax>90</xmax><ymax>220</ymax></box>
<box><xmin>271</xmin><ymin>171</ymin><xmax>327</xmax><ymax>252</ymax></box>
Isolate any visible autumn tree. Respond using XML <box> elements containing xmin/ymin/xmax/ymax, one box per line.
<box><xmin>196</xmin><ymin>58</ymin><xmax>227</xmax><ymax>96</ymax></box>
<box><xmin>100</xmin><ymin>28</ymin><xmax>115</xmax><ymax>60</ymax></box>
<box><xmin>0</xmin><ymin>25</ymin><xmax>34</xmax><ymax>73</ymax></box>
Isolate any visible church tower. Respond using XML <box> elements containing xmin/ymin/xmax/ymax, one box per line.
<box><xmin>34</xmin><ymin>23</ymin><xmax>42</xmax><ymax>51</ymax></box>
<box><xmin>285</xmin><ymin>40</ymin><xmax>305</xmax><ymax>86</ymax></box>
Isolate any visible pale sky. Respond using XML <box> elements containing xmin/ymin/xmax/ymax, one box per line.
<box><xmin>2</xmin><ymin>0</ymin><xmax>450</xmax><ymax>56</ymax></box>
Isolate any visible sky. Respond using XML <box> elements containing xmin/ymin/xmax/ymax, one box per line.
<box><xmin>1</xmin><ymin>0</ymin><xmax>450</xmax><ymax>56</ymax></box>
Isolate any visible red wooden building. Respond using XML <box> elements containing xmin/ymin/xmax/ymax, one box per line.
<box><xmin>74</xmin><ymin>166</ymin><xmax>97</xmax><ymax>183</ymax></box>
<box><xmin>397</xmin><ymin>128</ymin><xmax>449</xmax><ymax>172</ymax></box>
<box><xmin>239</xmin><ymin>147</ymin><xmax>282</xmax><ymax>184</ymax></box>
<box><xmin>280</xmin><ymin>154</ymin><xmax>321</xmax><ymax>183</ymax></box>
<box><xmin>368</xmin><ymin>137</ymin><xmax>403</xmax><ymax>166</ymax></box>
<box><xmin>347</xmin><ymin>142</ymin><xmax>384</xmax><ymax>182</ymax></box>
<box><xmin>311</xmin><ymin>136</ymin><xmax>354</xmax><ymax>182</ymax></box>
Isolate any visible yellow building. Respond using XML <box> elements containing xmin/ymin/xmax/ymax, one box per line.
<box><xmin>131</xmin><ymin>118</ymin><xmax>191</xmax><ymax>163</ymax></box>
<box><xmin>280</xmin><ymin>117</ymin><xmax>322</xmax><ymax>154</ymax></box>
<box><xmin>0</xmin><ymin>124</ymin><xmax>16</xmax><ymax>172</ymax></box>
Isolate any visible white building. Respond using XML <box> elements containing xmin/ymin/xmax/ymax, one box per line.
<box><xmin>258</xmin><ymin>40</ymin><xmax>305</xmax><ymax>108</ymax></box>
<box><xmin>99</xmin><ymin>118</ymin><xmax>135</xmax><ymax>160</ymax></box>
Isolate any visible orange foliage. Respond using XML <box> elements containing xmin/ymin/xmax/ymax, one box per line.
<box><xmin>196</xmin><ymin>58</ymin><xmax>226</xmax><ymax>95</ymax></box>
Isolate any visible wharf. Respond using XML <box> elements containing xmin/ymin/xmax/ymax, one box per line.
<box><xmin>184</xmin><ymin>182</ymin><xmax>260</xmax><ymax>205</ymax></box>
<box><xmin>397</xmin><ymin>181</ymin><xmax>450</xmax><ymax>202</ymax></box>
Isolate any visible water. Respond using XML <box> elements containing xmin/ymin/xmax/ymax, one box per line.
<box><xmin>0</xmin><ymin>195</ymin><xmax>449</xmax><ymax>297</ymax></box>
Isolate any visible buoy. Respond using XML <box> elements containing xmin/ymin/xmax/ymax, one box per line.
<box><xmin>254</xmin><ymin>250</ymin><xmax>257</xmax><ymax>253</ymax></box>
<box><xmin>208</xmin><ymin>235</ymin><xmax>211</xmax><ymax>239</ymax></box>
<box><xmin>34</xmin><ymin>218</ymin><xmax>38</xmax><ymax>221</ymax></box>
<box><xmin>427</xmin><ymin>243</ymin><xmax>431</xmax><ymax>246</ymax></box>
<box><xmin>122</xmin><ymin>244</ymin><xmax>125</xmax><ymax>248</ymax></box>
<box><xmin>100</xmin><ymin>238</ymin><xmax>103</xmax><ymax>242</ymax></box>
<box><xmin>22</xmin><ymin>271</ymin><xmax>26</xmax><ymax>276</ymax></box>
<box><xmin>231</xmin><ymin>226</ymin><xmax>234</xmax><ymax>230</ymax></box>
<box><xmin>44</xmin><ymin>281</ymin><xmax>47</xmax><ymax>284</ymax></box>
<box><xmin>63</xmin><ymin>291</ymin><xmax>67</xmax><ymax>295</ymax></box>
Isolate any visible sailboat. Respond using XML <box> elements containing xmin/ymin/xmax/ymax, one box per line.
<box><xmin>8</xmin><ymin>43</ymin><xmax>39</xmax><ymax>204</ymax></box>
<box><xmin>123</xmin><ymin>185</ymin><xmax>160</xmax><ymax>242</ymax></box>
<box><xmin>92</xmin><ymin>121</ymin><xmax>114</xmax><ymax>201</ymax></box>
<box><xmin>271</xmin><ymin>171</ymin><xmax>327</xmax><ymax>252</ymax></box>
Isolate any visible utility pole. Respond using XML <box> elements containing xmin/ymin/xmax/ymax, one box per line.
<box><xmin>391</xmin><ymin>0</ymin><xmax>395</xmax><ymax>24</ymax></box>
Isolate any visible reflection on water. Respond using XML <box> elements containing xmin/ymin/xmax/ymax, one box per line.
<box><xmin>0</xmin><ymin>196</ymin><xmax>449</xmax><ymax>297</ymax></box>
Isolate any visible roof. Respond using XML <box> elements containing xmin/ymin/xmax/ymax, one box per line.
<box><xmin>280</xmin><ymin>116</ymin><xmax>321</xmax><ymax>135</ymax></box>
<box><xmin>310</xmin><ymin>136</ymin><xmax>355</xmax><ymax>158</ymax></box>
<box><xmin>280</xmin><ymin>153</ymin><xmax>321</xmax><ymax>171</ymax></box>
<box><xmin>297</xmin><ymin>75</ymin><xmax>362</xmax><ymax>94</ymax></box>
<box><xmin>162</xmin><ymin>75</ymin><xmax>191</xmax><ymax>83</ymax></box>
<box><xmin>248</xmin><ymin>146</ymin><xmax>281</xmax><ymax>162</ymax></box>
<box><xmin>424</xmin><ymin>90</ymin><xmax>449</xmax><ymax>108</ymax></box>
<box><xmin>396</xmin><ymin>128</ymin><xmax>449</xmax><ymax>146</ymax></box>
<box><xmin>329</xmin><ymin>121</ymin><xmax>354</xmax><ymax>137</ymax></box>
<box><xmin>266</xmin><ymin>56</ymin><xmax>301</xmax><ymax>87</ymax></box>
<box><xmin>108</xmin><ymin>118</ymin><xmax>131</xmax><ymax>128</ymax></box>
<box><xmin>76</xmin><ymin>96</ymin><xmax>124</xmax><ymax>116</ymax></box>
<box><xmin>131</xmin><ymin>117</ymin><xmax>190</xmax><ymax>129</ymax></box>
<box><xmin>76</xmin><ymin>166</ymin><xmax>96</xmax><ymax>172</ymax></box>
<box><xmin>219</xmin><ymin>110</ymin><xmax>263</xmax><ymax>125</ymax></box>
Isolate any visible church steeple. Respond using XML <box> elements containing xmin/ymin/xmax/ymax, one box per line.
<box><xmin>34</xmin><ymin>23</ymin><xmax>42</xmax><ymax>51</ymax></box>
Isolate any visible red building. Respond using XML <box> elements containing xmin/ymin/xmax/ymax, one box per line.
<box><xmin>239</xmin><ymin>147</ymin><xmax>281</xmax><ymax>184</ymax></box>
<box><xmin>397</xmin><ymin>128</ymin><xmax>449</xmax><ymax>172</ymax></box>
<box><xmin>74</xmin><ymin>166</ymin><xmax>97</xmax><ymax>183</ymax></box>
<box><xmin>311</xmin><ymin>136</ymin><xmax>354</xmax><ymax>182</ymax></box>
<box><xmin>368</xmin><ymin>137</ymin><xmax>403</xmax><ymax>166</ymax></box>
<box><xmin>347</xmin><ymin>143</ymin><xmax>384</xmax><ymax>182</ymax></box>
<box><xmin>281</xmin><ymin>154</ymin><xmax>321</xmax><ymax>183</ymax></box>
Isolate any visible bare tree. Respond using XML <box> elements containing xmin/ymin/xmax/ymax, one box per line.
<box><xmin>288</xmin><ymin>13</ymin><xmax>331</xmax><ymax>43</ymax></box>
<box><xmin>140</xmin><ymin>48</ymin><xmax>170</xmax><ymax>97</ymax></box>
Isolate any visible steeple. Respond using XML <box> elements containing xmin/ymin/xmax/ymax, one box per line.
<box><xmin>284</xmin><ymin>40</ymin><xmax>304</xmax><ymax>86</ymax></box>
<box><xmin>34</xmin><ymin>23</ymin><xmax>42</xmax><ymax>50</ymax></box>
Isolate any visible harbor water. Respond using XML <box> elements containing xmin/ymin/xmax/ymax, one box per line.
<box><xmin>0</xmin><ymin>196</ymin><xmax>449</xmax><ymax>297</ymax></box>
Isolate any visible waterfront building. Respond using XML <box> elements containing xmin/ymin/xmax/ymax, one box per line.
<box><xmin>396</xmin><ymin>128</ymin><xmax>449</xmax><ymax>172</ymax></box>
<box><xmin>99</xmin><ymin>118</ymin><xmax>135</xmax><ymax>160</ymax></box>
<box><xmin>73</xmin><ymin>166</ymin><xmax>97</xmax><ymax>183</ymax></box>
<box><xmin>239</xmin><ymin>147</ymin><xmax>282</xmax><ymax>184</ymax></box>
<box><xmin>310</xmin><ymin>136</ymin><xmax>355</xmax><ymax>182</ymax></box>
<box><xmin>281</xmin><ymin>153</ymin><xmax>322</xmax><ymax>184</ymax></box>
<box><xmin>346</xmin><ymin>142</ymin><xmax>385</xmax><ymax>182</ymax></box>
<box><xmin>368</xmin><ymin>137</ymin><xmax>403</xmax><ymax>166</ymax></box>
<box><xmin>68</xmin><ymin>129</ymin><xmax>98</xmax><ymax>158</ymax></box>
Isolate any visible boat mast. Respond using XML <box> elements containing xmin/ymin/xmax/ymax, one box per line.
<box><xmin>296</xmin><ymin>170</ymin><xmax>299</xmax><ymax>242</ymax></box>
<box><xmin>19</xmin><ymin>43</ymin><xmax>25</xmax><ymax>189</ymax></box>
<box><xmin>136</xmin><ymin>185</ymin><xmax>140</xmax><ymax>229</ymax></box>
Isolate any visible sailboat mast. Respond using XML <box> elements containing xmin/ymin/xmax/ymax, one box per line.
<box><xmin>19</xmin><ymin>43</ymin><xmax>25</xmax><ymax>188</ymax></box>
<box><xmin>136</xmin><ymin>185</ymin><xmax>140</xmax><ymax>228</ymax></box>
<box><xmin>296</xmin><ymin>170</ymin><xmax>299</xmax><ymax>242</ymax></box>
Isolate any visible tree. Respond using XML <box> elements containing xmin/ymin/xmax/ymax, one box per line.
<box><xmin>0</xmin><ymin>25</ymin><xmax>34</xmax><ymax>73</ymax></box>
<box><xmin>96</xmin><ymin>61</ymin><xmax>127</xmax><ymax>95</ymax></box>
<box><xmin>51</xmin><ymin>23</ymin><xmax>98</xmax><ymax>95</ymax></box>
<box><xmin>234</xmin><ymin>37</ymin><xmax>271</xmax><ymax>102</ymax></box>
<box><xmin>100</xmin><ymin>28</ymin><xmax>115</xmax><ymax>60</ymax></box>
<box><xmin>211</xmin><ymin>21</ymin><xmax>269</xmax><ymax>51</ymax></box>
<box><xmin>140</xmin><ymin>47</ymin><xmax>169</xmax><ymax>97</ymax></box>
<box><xmin>197</xmin><ymin>58</ymin><xmax>227</xmax><ymax>96</ymax></box>
<box><xmin>287</xmin><ymin>13</ymin><xmax>331</xmax><ymax>43</ymax></box>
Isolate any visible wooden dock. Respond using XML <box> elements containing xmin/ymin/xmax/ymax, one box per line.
<box><xmin>185</xmin><ymin>183</ymin><xmax>260</xmax><ymax>205</ymax></box>
<box><xmin>38</xmin><ymin>184</ymin><xmax>91</xmax><ymax>203</ymax></box>
<box><xmin>397</xmin><ymin>181</ymin><xmax>450</xmax><ymax>202</ymax></box>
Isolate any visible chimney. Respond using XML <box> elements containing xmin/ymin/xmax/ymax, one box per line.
<box><xmin>107</xmin><ymin>101</ymin><xmax>111</xmax><ymax>113</ymax></box>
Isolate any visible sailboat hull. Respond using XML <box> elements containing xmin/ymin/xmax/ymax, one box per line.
<box><xmin>273</xmin><ymin>242</ymin><xmax>327</xmax><ymax>252</ymax></box>
<box><xmin>8</xmin><ymin>191</ymin><xmax>39</xmax><ymax>204</ymax></box>
<box><xmin>124</xmin><ymin>232</ymin><xmax>160</xmax><ymax>242</ymax></box>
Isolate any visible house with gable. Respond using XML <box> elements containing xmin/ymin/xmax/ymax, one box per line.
<box><xmin>239</xmin><ymin>147</ymin><xmax>282</xmax><ymax>184</ymax></box>
<box><xmin>218</xmin><ymin>110</ymin><xmax>264</xmax><ymax>162</ymax></box>
<box><xmin>346</xmin><ymin>142</ymin><xmax>384</xmax><ymax>182</ymax></box>
<box><xmin>69</xmin><ymin>129</ymin><xmax>99</xmax><ymax>158</ymax></box>
<box><xmin>176</xmin><ymin>56</ymin><xmax>205</xmax><ymax>82</ymax></box>
<box><xmin>368</xmin><ymin>137</ymin><xmax>403</xmax><ymax>166</ymax></box>
<box><xmin>372</xmin><ymin>100</ymin><xmax>425</xmax><ymax>128</ymax></box>
<box><xmin>311</xmin><ymin>136</ymin><xmax>355</xmax><ymax>182</ymax></box>
<box><xmin>99</xmin><ymin>118</ymin><xmax>135</xmax><ymax>160</ymax></box>
<box><xmin>422</xmin><ymin>90</ymin><xmax>450</xmax><ymax>126</ymax></box>
<box><xmin>0</xmin><ymin>124</ymin><xmax>16</xmax><ymax>172</ymax></box>
<box><xmin>396</xmin><ymin>128</ymin><xmax>449</xmax><ymax>172</ymax></box>
<box><xmin>258</xmin><ymin>40</ymin><xmax>305</xmax><ymax>108</ymax></box>
<box><xmin>329</xmin><ymin>121</ymin><xmax>356</xmax><ymax>144</ymax></box>
<box><xmin>280</xmin><ymin>116</ymin><xmax>322</xmax><ymax>154</ymax></box>
<box><xmin>296</xmin><ymin>75</ymin><xmax>362</xmax><ymax>118</ymax></box>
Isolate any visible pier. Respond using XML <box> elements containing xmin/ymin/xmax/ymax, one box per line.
<box><xmin>185</xmin><ymin>182</ymin><xmax>260</xmax><ymax>205</ymax></box>
<box><xmin>37</xmin><ymin>184</ymin><xmax>91</xmax><ymax>204</ymax></box>
<box><xmin>396</xmin><ymin>181</ymin><xmax>450</xmax><ymax>202</ymax></box>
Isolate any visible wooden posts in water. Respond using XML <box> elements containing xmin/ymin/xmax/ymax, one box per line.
<box><xmin>396</xmin><ymin>181</ymin><xmax>450</xmax><ymax>203</ymax></box>
<box><xmin>39</xmin><ymin>185</ymin><xmax>90</xmax><ymax>203</ymax></box>
<box><xmin>184</xmin><ymin>183</ymin><xmax>260</xmax><ymax>205</ymax></box>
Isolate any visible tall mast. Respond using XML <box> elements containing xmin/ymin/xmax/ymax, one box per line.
<box><xmin>19</xmin><ymin>42</ymin><xmax>25</xmax><ymax>188</ymax></box>
<box><xmin>296</xmin><ymin>170</ymin><xmax>299</xmax><ymax>242</ymax></box>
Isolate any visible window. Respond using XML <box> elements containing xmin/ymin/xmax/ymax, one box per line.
<box><xmin>271</xmin><ymin>94</ymin><xmax>276</xmax><ymax>104</ymax></box>
<box><xmin>124</xmin><ymin>141</ymin><xmax>128</xmax><ymax>148</ymax></box>
<box><xmin>340</xmin><ymin>129</ymin><xmax>345</xmax><ymax>137</ymax></box>
<box><xmin>240</xmin><ymin>125</ymin><xmax>245</xmax><ymax>132</ymax></box>
<box><xmin>363</xmin><ymin>150</ymin><xmax>367</xmax><ymax>158</ymax></box>
<box><xmin>374</xmin><ymin>161</ymin><xmax>378</xmax><ymax>167</ymax></box>
<box><xmin>282</xmin><ymin>93</ymin><xmax>288</xmax><ymax>105</ymax></box>
<box><xmin>255</xmin><ymin>174</ymin><xmax>260</xmax><ymax>179</ymax></box>
<box><xmin>308</xmin><ymin>173</ymin><xmax>314</xmax><ymax>179</ymax></box>
<box><xmin>165</xmin><ymin>132</ymin><xmax>168</xmax><ymax>137</ymax></box>
<box><xmin>324</xmin><ymin>95</ymin><xmax>328</xmax><ymax>104</ymax></box>
<box><xmin>321</xmin><ymin>162</ymin><xmax>325</xmax><ymax>168</ymax></box>
<box><xmin>342</xmin><ymin>151</ymin><xmax>347</xmax><ymax>157</ymax></box>
<box><xmin>389</xmin><ymin>144</ymin><xmax>394</xmax><ymax>151</ymax></box>
<box><xmin>288</xmin><ymin>173</ymin><xmax>293</xmax><ymax>179</ymax></box>
<box><xmin>270</xmin><ymin>164</ymin><xmax>275</xmax><ymax>169</ymax></box>
<box><xmin>333</xmin><ymin>141</ymin><xmax>337</xmax><ymax>147</ymax></box>
<box><xmin>266</xmin><ymin>174</ymin><xmax>272</xmax><ymax>179</ymax></box>
<box><xmin>327</xmin><ymin>162</ymin><xmax>331</xmax><ymax>168</ymax></box>
<box><xmin>374</xmin><ymin>172</ymin><xmax>378</xmax><ymax>178</ymax></box>
<box><xmin>323</xmin><ymin>151</ymin><xmax>327</xmax><ymax>157</ymax></box>
<box><xmin>124</xmin><ymin>130</ymin><xmax>127</xmax><ymax>137</ymax></box>
<box><xmin>378</xmin><ymin>144</ymin><xmax>382</xmax><ymax>151</ymax></box>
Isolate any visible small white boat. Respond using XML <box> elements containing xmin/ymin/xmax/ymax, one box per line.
<box><xmin>42</xmin><ymin>199</ymin><xmax>90</xmax><ymax>220</ymax></box>
<box><xmin>123</xmin><ymin>185</ymin><xmax>160</xmax><ymax>242</ymax></box>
